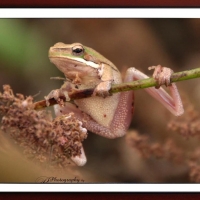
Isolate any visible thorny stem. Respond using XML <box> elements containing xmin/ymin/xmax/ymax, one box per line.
<box><xmin>33</xmin><ymin>67</ymin><xmax>200</xmax><ymax>110</ymax></box>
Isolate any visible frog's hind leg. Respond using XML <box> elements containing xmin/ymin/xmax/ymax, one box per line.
<box><xmin>125</xmin><ymin>66</ymin><xmax>184</xmax><ymax>116</ymax></box>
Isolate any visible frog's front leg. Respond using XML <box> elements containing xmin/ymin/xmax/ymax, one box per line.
<box><xmin>93</xmin><ymin>63</ymin><xmax>113</xmax><ymax>98</ymax></box>
<box><xmin>126</xmin><ymin>65</ymin><xmax>184</xmax><ymax>116</ymax></box>
<box><xmin>44</xmin><ymin>82</ymin><xmax>71</xmax><ymax>106</ymax></box>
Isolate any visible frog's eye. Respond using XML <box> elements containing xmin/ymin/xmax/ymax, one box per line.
<box><xmin>72</xmin><ymin>45</ymin><xmax>84</xmax><ymax>56</ymax></box>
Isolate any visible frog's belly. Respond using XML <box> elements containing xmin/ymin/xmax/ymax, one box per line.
<box><xmin>75</xmin><ymin>93</ymin><xmax>120</xmax><ymax>127</ymax></box>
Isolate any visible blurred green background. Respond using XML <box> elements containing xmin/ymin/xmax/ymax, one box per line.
<box><xmin>0</xmin><ymin>19</ymin><xmax>200</xmax><ymax>183</ymax></box>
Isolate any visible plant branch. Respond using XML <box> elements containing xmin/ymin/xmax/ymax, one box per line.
<box><xmin>33</xmin><ymin>67</ymin><xmax>200</xmax><ymax>110</ymax></box>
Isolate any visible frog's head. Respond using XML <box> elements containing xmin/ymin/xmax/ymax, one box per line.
<box><xmin>49</xmin><ymin>42</ymin><xmax>100</xmax><ymax>71</ymax></box>
<box><xmin>49</xmin><ymin>42</ymin><xmax>101</xmax><ymax>84</ymax></box>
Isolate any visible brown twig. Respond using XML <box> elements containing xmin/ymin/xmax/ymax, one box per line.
<box><xmin>33</xmin><ymin>67</ymin><xmax>200</xmax><ymax>110</ymax></box>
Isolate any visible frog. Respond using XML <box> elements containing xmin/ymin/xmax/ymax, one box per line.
<box><xmin>46</xmin><ymin>42</ymin><xmax>184</xmax><ymax>166</ymax></box>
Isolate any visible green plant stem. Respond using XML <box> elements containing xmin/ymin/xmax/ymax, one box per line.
<box><xmin>111</xmin><ymin>67</ymin><xmax>200</xmax><ymax>93</ymax></box>
<box><xmin>33</xmin><ymin>67</ymin><xmax>200</xmax><ymax>110</ymax></box>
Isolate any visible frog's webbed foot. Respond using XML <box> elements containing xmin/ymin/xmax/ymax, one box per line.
<box><xmin>71</xmin><ymin>146</ymin><xmax>87</xmax><ymax>166</ymax></box>
<box><xmin>149</xmin><ymin>65</ymin><xmax>173</xmax><ymax>88</ymax></box>
<box><xmin>93</xmin><ymin>80</ymin><xmax>112</xmax><ymax>98</ymax></box>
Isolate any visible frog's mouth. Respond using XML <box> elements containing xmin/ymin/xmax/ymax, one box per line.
<box><xmin>49</xmin><ymin>54</ymin><xmax>100</xmax><ymax>69</ymax></box>
<box><xmin>49</xmin><ymin>56</ymin><xmax>98</xmax><ymax>71</ymax></box>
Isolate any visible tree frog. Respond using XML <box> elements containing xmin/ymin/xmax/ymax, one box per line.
<box><xmin>47</xmin><ymin>42</ymin><xmax>184</xmax><ymax>166</ymax></box>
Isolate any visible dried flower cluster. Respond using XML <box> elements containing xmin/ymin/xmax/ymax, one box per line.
<box><xmin>126</xmin><ymin>130</ymin><xmax>184</xmax><ymax>164</ymax></box>
<box><xmin>126</xmin><ymin>98</ymin><xmax>200</xmax><ymax>183</ymax></box>
<box><xmin>168</xmin><ymin>104</ymin><xmax>200</xmax><ymax>138</ymax></box>
<box><xmin>0</xmin><ymin>85</ymin><xmax>87</xmax><ymax>169</ymax></box>
<box><xmin>168</xmin><ymin>99</ymin><xmax>200</xmax><ymax>182</ymax></box>
<box><xmin>188</xmin><ymin>161</ymin><xmax>200</xmax><ymax>182</ymax></box>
